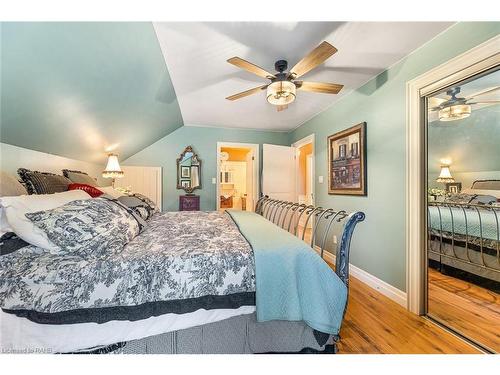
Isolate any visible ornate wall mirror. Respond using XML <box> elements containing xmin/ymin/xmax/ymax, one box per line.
<box><xmin>176</xmin><ymin>146</ymin><xmax>202</xmax><ymax>194</ymax></box>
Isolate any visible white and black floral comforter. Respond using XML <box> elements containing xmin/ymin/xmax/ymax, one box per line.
<box><xmin>0</xmin><ymin>211</ymin><xmax>256</xmax><ymax>324</ymax></box>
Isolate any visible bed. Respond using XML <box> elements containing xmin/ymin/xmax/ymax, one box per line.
<box><xmin>428</xmin><ymin>180</ymin><xmax>500</xmax><ymax>288</ymax></box>
<box><xmin>0</xmin><ymin>175</ymin><xmax>365</xmax><ymax>354</ymax></box>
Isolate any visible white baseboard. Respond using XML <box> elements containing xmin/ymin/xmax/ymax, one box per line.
<box><xmin>315</xmin><ymin>246</ymin><xmax>407</xmax><ymax>308</ymax></box>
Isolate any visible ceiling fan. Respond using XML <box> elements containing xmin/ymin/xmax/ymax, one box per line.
<box><xmin>225</xmin><ymin>41</ymin><xmax>344</xmax><ymax>112</ymax></box>
<box><xmin>429</xmin><ymin>86</ymin><xmax>500</xmax><ymax>122</ymax></box>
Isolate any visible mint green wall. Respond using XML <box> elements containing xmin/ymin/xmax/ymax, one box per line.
<box><xmin>428</xmin><ymin>104</ymin><xmax>500</xmax><ymax>190</ymax></box>
<box><xmin>0</xmin><ymin>22</ymin><xmax>183</xmax><ymax>163</ymax></box>
<box><xmin>123</xmin><ymin>126</ymin><xmax>289</xmax><ymax>211</ymax></box>
<box><xmin>289</xmin><ymin>22</ymin><xmax>500</xmax><ymax>291</ymax></box>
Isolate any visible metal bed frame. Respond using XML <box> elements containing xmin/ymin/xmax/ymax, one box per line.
<box><xmin>73</xmin><ymin>199</ymin><xmax>366</xmax><ymax>354</ymax></box>
<box><xmin>255</xmin><ymin>196</ymin><xmax>366</xmax><ymax>289</ymax></box>
<box><xmin>427</xmin><ymin>201</ymin><xmax>500</xmax><ymax>284</ymax></box>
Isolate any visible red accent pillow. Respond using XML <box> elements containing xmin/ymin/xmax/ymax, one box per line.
<box><xmin>68</xmin><ymin>183</ymin><xmax>104</xmax><ymax>198</ymax></box>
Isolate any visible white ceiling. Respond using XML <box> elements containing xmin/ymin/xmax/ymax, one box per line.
<box><xmin>154</xmin><ymin>22</ymin><xmax>454</xmax><ymax>131</ymax></box>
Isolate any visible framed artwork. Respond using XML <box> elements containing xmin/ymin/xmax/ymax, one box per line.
<box><xmin>180</xmin><ymin>179</ymin><xmax>191</xmax><ymax>188</ymax></box>
<box><xmin>446</xmin><ymin>182</ymin><xmax>462</xmax><ymax>194</ymax></box>
<box><xmin>327</xmin><ymin>122</ymin><xmax>367</xmax><ymax>196</ymax></box>
<box><xmin>181</xmin><ymin>166</ymin><xmax>191</xmax><ymax>178</ymax></box>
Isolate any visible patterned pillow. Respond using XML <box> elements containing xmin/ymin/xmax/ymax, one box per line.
<box><xmin>25</xmin><ymin>198</ymin><xmax>144</xmax><ymax>259</ymax></box>
<box><xmin>68</xmin><ymin>183</ymin><xmax>104</xmax><ymax>198</ymax></box>
<box><xmin>117</xmin><ymin>193</ymin><xmax>158</xmax><ymax>221</ymax></box>
<box><xmin>62</xmin><ymin>169</ymin><xmax>98</xmax><ymax>187</ymax></box>
<box><xmin>444</xmin><ymin>193</ymin><xmax>476</xmax><ymax>204</ymax></box>
<box><xmin>17</xmin><ymin>168</ymin><xmax>72</xmax><ymax>195</ymax></box>
<box><xmin>470</xmin><ymin>194</ymin><xmax>497</xmax><ymax>205</ymax></box>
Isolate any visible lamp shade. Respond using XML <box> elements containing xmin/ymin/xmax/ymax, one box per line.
<box><xmin>102</xmin><ymin>154</ymin><xmax>124</xmax><ymax>179</ymax></box>
<box><xmin>436</xmin><ymin>165</ymin><xmax>454</xmax><ymax>183</ymax></box>
<box><xmin>266</xmin><ymin>80</ymin><xmax>296</xmax><ymax>105</ymax></box>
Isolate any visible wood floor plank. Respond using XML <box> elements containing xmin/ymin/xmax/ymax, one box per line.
<box><xmin>334</xmin><ymin>273</ymin><xmax>480</xmax><ymax>353</ymax></box>
<box><xmin>427</xmin><ymin>268</ymin><xmax>500</xmax><ymax>352</ymax></box>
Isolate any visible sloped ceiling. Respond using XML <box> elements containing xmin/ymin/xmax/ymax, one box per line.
<box><xmin>1</xmin><ymin>22</ymin><xmax>183</xmax><ymax>164</ymax></box>
<box><xmin>153</xmin><ymin>22</ymin><xmax>453</xmax><ymax>131</ymax></box>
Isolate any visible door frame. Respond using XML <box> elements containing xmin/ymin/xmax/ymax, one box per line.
<box><xmin>216</xmin><ymin>142</ymin><xmax>260</xmax><ymax>211</ymax></box>
<box><xmin>405</xmin><ymin>35</ymin><xmax>499</xmax><ymax>314</ymax></box>
<box><xmin>292</xmin><ymin>134</ymin><xmax>316</xmax><ymax>207</ymax></box>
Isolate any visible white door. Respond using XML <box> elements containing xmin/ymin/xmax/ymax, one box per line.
<box><xmin>306</xmin><ymin>154</ymin><xmax>313</xmax><ymax>205</ymax></box>
<box><xmin>262</xmin><ymin>144</ymin><xmax>296</xmax><ymax>201</ymax></box>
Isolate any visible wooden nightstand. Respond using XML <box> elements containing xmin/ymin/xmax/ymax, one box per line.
<box><xmin>179</xmin><ymin>195</ymin><xmax>200</xmax><ymax>211</ymax></box>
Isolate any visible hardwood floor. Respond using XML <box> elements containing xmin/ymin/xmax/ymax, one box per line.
<box><xmin>336</xmin><ymin>274</ymin><xmax>480</xmax><ymax>353</ymax></box>
<box><xmin>427</xmin><ymin>268</ymin><xmax>500</xmax><ymax>353</ymax></box>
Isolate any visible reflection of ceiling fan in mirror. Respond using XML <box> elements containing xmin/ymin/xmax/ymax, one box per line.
<box><xmin>225</xmin><ymin>41</ymin><xmax>344</xmax><ymax>112</ymax></box>
<box><xmin>429</xmin><ymin>86</ymin><xmax>500</xmax><ymax>122</ymax></box>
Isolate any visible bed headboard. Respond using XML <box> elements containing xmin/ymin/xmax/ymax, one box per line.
<box><xmin>471</xmin><ymin>180</ymin><xmax>500</xmax><ymax>190</ymax></box>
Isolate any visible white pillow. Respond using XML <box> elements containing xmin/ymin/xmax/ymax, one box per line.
<box><xmin>462</xmin><ymin>188</ymin><xmax>500</xmax><ymax>199</ymax></box>
<box><xmin>98</xmin><ymin>186</ymin><xmax>127</xmax><ymax>199</ymax></box>
<box><xmin>0</xmin><ymin>190</ymin><xmax>91</xmax><ymax>251</ymax></box>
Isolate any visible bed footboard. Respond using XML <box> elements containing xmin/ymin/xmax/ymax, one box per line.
<box><xmin>254</xmin><ymin>196</ymin><xmax>365</xmax><ymax>287</ymax></box>
<box><xmin>427</xmin><ymin>201</ymin><xmax>500</xmax><ymax>285</ymax></box>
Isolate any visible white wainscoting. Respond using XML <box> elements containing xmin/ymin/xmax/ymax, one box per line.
<box><xmin>115</xmin><ymin>166</ymin><xmax>163</xmax><ymax>210</ymax></box>
<box><xmin>0</xmin><ymin>143</ymin><xmax>108</xmax><ymax>185</ymax></box>
<box><xmin>314</xmin><ymin>246</ymin><xmax>407</xmax><ymax>307</ymax></box>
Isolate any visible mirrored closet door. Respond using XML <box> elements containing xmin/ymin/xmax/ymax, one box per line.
<box><xmin>425</xmin><ymin>67</ymin><xmax>500</xmax><ymax>352</ymax></box>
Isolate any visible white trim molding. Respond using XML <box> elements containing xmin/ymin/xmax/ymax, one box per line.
<box><xmin>314</xmin><ymin>247</ymin><xmax>407</xmax><ymax>308</ymax></box>
<box><xmin>405</xmin><ymin>35</ymin><xmax>500</xmax><ymax>314</ymax></box>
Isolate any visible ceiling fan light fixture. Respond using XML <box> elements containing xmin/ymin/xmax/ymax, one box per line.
<box><xmin>438</xmin><ymin>104</ymin><xmax>471</xmax><ymax>122</ymax></box>
<box><xmin>266</xmin><ymin>80</ymin><xmax>296</xmax><ymax>106</ymax></box>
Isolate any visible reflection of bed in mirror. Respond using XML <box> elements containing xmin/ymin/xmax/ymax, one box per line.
<box><xmin>428</xmin><ymin>180</ymin><xmax>500</xmax><ymax>288</ymax></box>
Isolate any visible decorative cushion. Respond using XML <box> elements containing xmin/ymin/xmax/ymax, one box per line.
<box><xmin>17</xmin><ymin>168</ymin><xmax>72</xmax><ymax>195</ymax></box>
<box><xmin>117</xmin><ymin>193</ymin><xmax>157</xmax><ymax>221</ymax></box>
<box><xmin>0</xmin><ymin>190</ymin><xmax>91</xmax><ymax>251</ymax></box>
<box><xmin>0</xmin><ymin>171</ymin><xmax>27</xmax><ymax>197</ymax></box>
<box><xmin>469</xmin><ymin>195</ymin><xmax>498</xmax><ymax>205</ymax></box>
<box><xmin>62</xmin><ymin>169</ymin><xmax>98</xmax><ymax>187</ymax></box>
<box><xmin>25</xmin><ymin>198</ymin><xmax>143</xmax><ymax>259</ymax></box>
<box><xmin>68</xmin><ymin>183</ymin><xmax>104</xmax><ymax>198</ymax></box>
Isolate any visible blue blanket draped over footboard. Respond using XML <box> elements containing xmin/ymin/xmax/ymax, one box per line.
<box><xmin>227</xmin><ymin>210</ymin><xmax>347</xmax><ymax>335</ymax></box>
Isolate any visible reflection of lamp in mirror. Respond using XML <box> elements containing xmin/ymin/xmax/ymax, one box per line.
<box><xmin>436</xmin><ymin>164</ymin><xmax>454</xmax><ymax>184</ymax></box>
<box><xmin>102</xmin><ymin>153</ymin><xmax>124</xmax><ymax>187</ymax></box>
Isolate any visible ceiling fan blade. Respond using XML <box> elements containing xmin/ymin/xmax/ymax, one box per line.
<box><xmin>290</xmin><ymin>41</ymin><xmax>338</xmax><ymax>79</ymax></box>
<box><xmin>467</xmin><ymin>100</ymin><xmax>500</xmax><ymax>105</ymax></box>
<box><xmin>227</xmin><ymin>57</ymin><xmax>276</xmax><ymax>79</ymax></box>
<box><xmin>465</xmin><ymin>86</ymin><xmax>500</xmax><ymax>100</ymax></box>
<box><xmin>277</xmin><ymin>105</ymin><xmax>288</xmax><ymax>112</ymax></box>
<box><xmin>296</xmin><ymin>81</ymin><xmax>343</xmax><ymax>94</ymax></box>
<box><xmin>225</xmin><ymin>85</ymin><xmax>268</xmax><ymax>101</ymax></box>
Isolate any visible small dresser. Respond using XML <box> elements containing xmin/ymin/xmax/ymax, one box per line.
<box><xmin>179</xmin><ymin>195</ymin><xmax>200</xmax><ymax>211</ymax></box>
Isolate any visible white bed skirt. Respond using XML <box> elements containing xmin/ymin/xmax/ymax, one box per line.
<box><xmin>0</xmin><ymin>306</ymin><xmax>255</xmax><ymax>353</ymax></box>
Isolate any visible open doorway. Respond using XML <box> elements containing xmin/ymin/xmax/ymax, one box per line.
<box><xmin>292</xmin><ymin>135</ymin><xmax>315</xmax><ymax>242</ymax></box>
<box><xmin>216</xmin><ymin>142</ymin><xmax>259</xmax><ymax>212</ymax></box>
